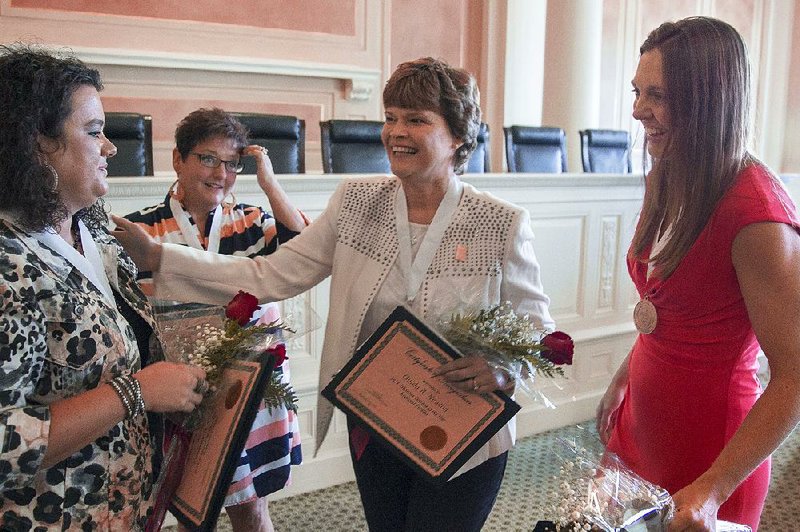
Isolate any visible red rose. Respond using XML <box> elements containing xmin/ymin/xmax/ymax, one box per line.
<box><xmin>268</xmin><ymin>343</ymin><xmax>287</xmax><ymax>367</ymax></box>
<box><xmin>225</xmin><ymin>290</ymin><xmax>260</xmax><ymax>326</ymax></box>
<box><xmin>541</xmin><ymin>331</ymin><xmax>574</xmax><ymax>365</ymax></box>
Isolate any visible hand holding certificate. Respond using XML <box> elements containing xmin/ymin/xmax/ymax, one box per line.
<box><xmin>322</xmin><ymin>306</ymin><xmax>520</xmax><ymax>483</ymax></box>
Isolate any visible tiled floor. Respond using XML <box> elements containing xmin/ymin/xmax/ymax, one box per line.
<box><xmin>188</xmin><ymin>420</ymin><xmax>799</xmax><ymax>531</ymax></box>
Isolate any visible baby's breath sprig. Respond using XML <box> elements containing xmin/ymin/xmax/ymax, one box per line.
<box><xmin>197</xmin><ymin>318</ymin><xmax>295</xmax><ymax>384</ymax></box>
<box><xmin>440</xmin><ymin>302</ymin><xmax>567</xmax><ymax>379</ymax></box>
<box><xmin>179</xmin><ymin>317</ymin><xmax>297</xmax><ymax>430</ymax></box>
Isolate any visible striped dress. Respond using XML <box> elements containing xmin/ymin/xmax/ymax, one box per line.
<box><xmin>124</xmin><ymin>192</ymin><xmax>303</xmax><ymax>505</ymax></box>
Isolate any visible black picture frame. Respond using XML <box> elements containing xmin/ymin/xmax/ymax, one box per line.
<box><xmin>169</xmin><ymin>353</ymin><xmax>275</xmax><ymax>531</ymax></box>
<box><xmin>322</xmin><ymin>306</ymin><xmax>520</xmax><ymax>484</ymax></box>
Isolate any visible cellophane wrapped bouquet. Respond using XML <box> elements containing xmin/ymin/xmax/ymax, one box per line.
<box><xmin>547</xmin><ymin>428</ymin><xmax>672</xmax><ymax>531</ymax></box>
<box><xmin>544</xmin><ymin>427</ymin><xmax>751</xmax><ymax>531</ymax></box>
<box><xmin>434</xmin><ymin>301</ymin><xmax>574</xmax><ymax>405</ymax></box>
<box><xmin>145</xmin><ymin>291</ymin><xmax>299</xmax><ymax>531</ymax></box>
<box><xmin>152</xmin><ymin>290</ymin><xmax>297</xmax><ymax>429</ymax></box>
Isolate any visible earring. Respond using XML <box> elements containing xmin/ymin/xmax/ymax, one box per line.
<box><xmin>170</xmin><ymin>179</ymin><xmax>185</xmax><ymax>201</ymax></box>
<box><xmin>44</xmin><ymin>163</ymin><xmax>59</xmax><ymax>190</ymax></box>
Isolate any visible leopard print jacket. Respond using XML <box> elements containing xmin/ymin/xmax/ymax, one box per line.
<box><xmin>0</xmin><ymin>219</ymin><xmax>158</xmax><ymax>531</ymax></box>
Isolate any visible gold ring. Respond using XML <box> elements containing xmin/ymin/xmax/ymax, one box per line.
<box><xmin>472</xmin><ymin>377</ymin><xmax>479</xmax><ymax>391</ymax></box>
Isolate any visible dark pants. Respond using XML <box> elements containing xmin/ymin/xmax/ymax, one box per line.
<box><xmin>348</xmin><ymin>419</ymin><xmax>508</xmax><ymax>532</ymax></box>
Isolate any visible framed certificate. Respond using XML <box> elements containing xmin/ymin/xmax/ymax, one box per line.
<box><xmin>170</xmin><ymin>355</ymin><xmax>274</xmax><ymax>531</ymax></box>
<box><xmin>322</xmin><ymin>306</ymin><xmax>520</xmax><ymax>484</ymax></box>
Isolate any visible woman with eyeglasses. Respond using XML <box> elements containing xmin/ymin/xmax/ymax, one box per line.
<box><xmin>123</xmin><ymin>107</ymin><xmax>306</xmax><ymax>532</ymax></box>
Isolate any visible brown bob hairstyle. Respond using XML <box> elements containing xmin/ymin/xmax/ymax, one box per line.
<box><xmin>382</xmin><ymin>57</ymin><xmax>481</xmax><ymax>174</ymax></box>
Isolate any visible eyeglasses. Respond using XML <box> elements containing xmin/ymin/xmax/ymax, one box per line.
<box><xmin>191</xmin><ymin>153</ymin><xmax>244</xmax><ymax>174</ymax></box>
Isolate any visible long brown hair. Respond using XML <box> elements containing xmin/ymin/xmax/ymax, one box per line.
<box><xmin>632</xmin><ymin>17</ymin><xmax>751</xmax><ymax>277</ymax></box>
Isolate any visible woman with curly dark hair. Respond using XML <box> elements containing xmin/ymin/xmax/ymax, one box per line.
<box><xmin>114</xmin><ymin>56</ymin><xmax>554</xmax><ymax>531</ymax></box>
<box><xmin>0</xmin><ymin>44</ymin><xmax>207</xmax><ymax>530</ymax></box>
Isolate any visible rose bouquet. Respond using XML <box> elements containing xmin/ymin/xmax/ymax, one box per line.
<box><xmin>185</xmin><ymin>290</ymin><xmax>297</xmax><ymax>421</ymax></box>
<box><xmin>146</xmin><ymin>291</ymin><xmax>298</xmax><ymax>531</ymax></box>
<box><xmin>435</xmin><ymin>301</ymin><xmax>574</xmax><ymax>404</ymax></box>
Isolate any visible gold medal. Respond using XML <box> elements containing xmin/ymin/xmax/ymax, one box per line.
<box><xmin>633</xmin><ymin>298</ymin><xmax>657</xmax><ymax>334</ymax></box>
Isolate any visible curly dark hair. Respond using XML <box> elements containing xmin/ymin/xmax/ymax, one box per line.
<box><xmin>174</xmin><ymin>108</ymin><xmax>249</xmax><ymax>160</ymax></box>
<box><xmin>0</xmin><ymin>44</ymin><xmax>105</xmax><ymax>232</ymax></box>
<box><xmin>382</xmin><ymin>57</ymin><xmax>481</xmax><ymax>174</ymax></box>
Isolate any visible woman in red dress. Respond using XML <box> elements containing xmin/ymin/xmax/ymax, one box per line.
<box><xmin>595</xmin><ymin>17</ymin><xmax>800</xmax><ymax>531</ymax></box>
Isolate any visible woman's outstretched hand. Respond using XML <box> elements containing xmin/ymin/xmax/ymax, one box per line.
<box><xmin>111</xmin><ymin>215</ymin><xmax>163</xmax><ymax>272</ymax></box>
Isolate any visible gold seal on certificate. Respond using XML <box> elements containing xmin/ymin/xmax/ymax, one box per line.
<box><xmin>322</xmin><ymin>306</ymin><xmax>520</xmax><ymax>483</ymax></box>
<box><xmin>633</xmin><ymin>298</ymin><xmax>657</xmax><ymax>334</ymax></box>
<box><xmin>170</xmin><ymin>356</ymin><xmax>274</xmax><ymax>531</ymax></box>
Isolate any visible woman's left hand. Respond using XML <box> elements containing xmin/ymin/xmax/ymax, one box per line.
<box><xmin>432</xmin><ymin>356</ymin><xmax>510</xmax><ymax>393</ymax></box>
<box><xmin>242</xmin><ymin>144</ymin><xmax>276</xmax><ymax>190</ymax></box>
<box><xmin>667</xmin><ymin>482</ymin><xmax>721</xmax><ymax>532</ymax></box>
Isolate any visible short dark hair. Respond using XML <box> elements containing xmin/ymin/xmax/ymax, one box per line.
<box><xmin>382</xmin><ymin>57</ymin><xmax>481</xmax><ymax>174</ymax></box>
<box><xmin>0</xmin><ymin>44</ymin><xmax>103</xmax><ymax>231</ymax></box>
<box><xmin>174</xmin><ymin>108</ymin><xmax>249</xmax><ymax>160</ymax></box>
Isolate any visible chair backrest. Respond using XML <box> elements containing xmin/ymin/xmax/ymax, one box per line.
<box><xmin>104</xmin><ymin>112</ymin><xmax>153</xmax><ymax>176</ymax></box>
<box><xmin>320</xmin><ymin>119</ymin><xmax>390</xmax><ymax>174</ymax></box>
<box><xmin>504</xmin><ymin>126</ymin><xmax>567</xmax><ymax>173</ymax></box>
<box><xmin>579</xmin><ymin>129</ymin><xmax>632</xmax><ymax>173</ymax></box>
<box><xmin>463</xmin><ymin>123</ymin><xmax>491</xmax><ymax>173</ymax></box>
<box><xmin>229</xmin><ymin>113</ymin><xmax>305</xmax><ymax>174</ymax></box>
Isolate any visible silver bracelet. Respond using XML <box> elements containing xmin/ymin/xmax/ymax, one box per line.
<box><xmin>109</xmin><ymin>377</ymin><xmax>134</xmax><ymax>419</ymax></box>
<box><xmin>110</xmin><ymin>375</ymin><xmax>146</xmax><ymax>419</ymax></box>
<box><xmin>128</xmin><ymin>375</ymin><xmax>146</xmax><ymax>417</ymax></box>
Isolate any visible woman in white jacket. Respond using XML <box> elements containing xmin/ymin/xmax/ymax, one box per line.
<box><xmin>114</xmin><ymin>57</ymin><xmax>553</xmax><ymax>531</ymax></box>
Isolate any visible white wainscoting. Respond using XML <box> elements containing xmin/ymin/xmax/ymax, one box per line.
<box><xmin>104</xmin><ymin>172</ymin><xmax>644</xmax><ymax>498</ymax></box>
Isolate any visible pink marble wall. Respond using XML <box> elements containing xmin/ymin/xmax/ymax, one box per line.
<box><xmin>11</xmin><ymin>0</ymin><xmax>356</xmax><ymax>35</ymax></box>
<box><xmin>389</xmin><ymin>0</ymin><xmax>467</xmax><ymax>69</ymax></box>
<box><xmin>388</xmin><ymin>0</ymin><xmax>485</xmax><ymax>118</ymax></box>
<box><xmin>639</xmin><ymin>0</ymin><xmax>701</xmax><ymax>39</ymax></box>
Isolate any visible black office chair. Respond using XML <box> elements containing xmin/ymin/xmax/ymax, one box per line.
<box><xmin>463</xmin><ymin>123</ymin><xmax>490</xmax><ymax>173</ymax></box>
<box><xmin>504</xmin><ymin>126</ymin><xmax>567</xmax><ymax>173</ymax></box>
<box><xmin>230</xmin><ymin>113</ymin><xmax>305</xmax><ymax>174</ymax></box>
<box><xmin>319</xmin><ymin>120</ymin><xmax>390</xmax><ymax>174</ymax></box>
<box><xmin>104</xmin><ymin>113</ymin><xmax>153</xmax><ymax>176</ymax></box>
<box><xmin>579</xmin><ymin>129</ymin><xmax>632</xmax><ymax>173</ymax></box>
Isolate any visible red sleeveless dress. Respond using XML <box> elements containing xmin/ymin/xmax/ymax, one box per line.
<box><xmin>607</xmin><ymin>165</ymin><xmax>799</xmax><ymax>530</ymax></box>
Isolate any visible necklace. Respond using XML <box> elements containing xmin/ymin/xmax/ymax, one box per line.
<box><xmin>634</xmin><ymin>223</ymin><xmax>671</xmax><ymax>335</ymax></box>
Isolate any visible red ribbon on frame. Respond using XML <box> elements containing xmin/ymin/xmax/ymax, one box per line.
<box><xmin>145</xmin><ymin>423</ymin><xmax>192</xmax><ymax>532</ymax></box>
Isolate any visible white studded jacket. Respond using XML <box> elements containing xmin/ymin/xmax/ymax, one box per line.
<box><xmin>154</xmin><ymin>175</ymin><xmax>554</xmax><ymax>476</ymax></box>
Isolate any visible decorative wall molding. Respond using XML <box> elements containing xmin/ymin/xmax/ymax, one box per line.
<box><xmin>599</xmin><ymin>216</ymin><xmax>620</xmax><ymax>309</ymax></box>
<box><xmin>0</xmin><ymin>0</ymin><xmax>382</xmax><ymax>67</ymax></box>
<box><xmin>69</xmin><ymin>46</ymin><xmax>380</xmax><ymax>101</ymax></box>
